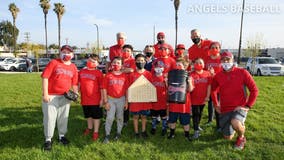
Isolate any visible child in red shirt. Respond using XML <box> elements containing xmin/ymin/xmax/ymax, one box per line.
<box><xmin>167</xmin><ymin>58</ymin><xmax>194</xmax><ymax>141</ymax></box>
<box><xmin>191</xmin><ymin>58</ymin><xmax>212</xmax><ymax>139</ymax></box>
<box><xmin>151</xmin><ymin>61</ymin><xmax>168</xmax><ymax>136</ymax></box>
<box><xmin>102</xmin><ymin>57</ymin><xmax>128</xmax><ymax>143</ymax></box>
<box><xmin>152</xmin><ymin>44</ymin><xmax>176</xmax><ymax>74</ymax></box>
<box><xmin>79</xmin><ymin>54</ymin><xmax>104</xmax><ymax>141</ymax></box>
<box><xmin>121</xmin><ymin>44</ymin><xmax>136</xmax><ymax>73</ymax></box>
<box><xmin>128</xmin><ymin>54</ymin><xmax>153</xmax><ymax>138</ymax></box>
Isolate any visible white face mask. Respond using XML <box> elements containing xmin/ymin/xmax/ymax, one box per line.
<box><xmin>154</xmin><ymin>67</ymin><xmax>164</xmax><ymax>74</ymax></box>
<box><xmin>221</xmin><ymin>62</ymin><xmax>234</xmax><ymax>71</ymax></box>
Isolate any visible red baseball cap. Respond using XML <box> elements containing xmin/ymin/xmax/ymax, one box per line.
<box><xmin>157</xmin><ymin>32</ymin><xmax>165</xmax><ymax>38</ymax></box>
<box><xmin>177</xmin><ymin>44</ymin><xmax>185</xmax><ymax>49</ymax></box>
<box><xmin>60</xmin><ymin>45</ymin><xmax>73</xmax><ymax>52</ymax></box>
<box><xmin>221</xmin><ymin>51</ymin><xmax>233</xmax><ymax>59</ymax></box>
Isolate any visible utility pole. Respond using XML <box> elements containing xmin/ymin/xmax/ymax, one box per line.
<box><xmin>24</xmin><ymin>32</ymin><xmax>30</xmax><ymax>43</ymax></box>
<box><xmin>237</xmin><ymin>0</ymin><xmax>245</xmax><ymax>64</ymax></box>
<box><xmin>94</xmin><ymin>24</ymin><xmax>99</xmax><ymax>54</ymax></box>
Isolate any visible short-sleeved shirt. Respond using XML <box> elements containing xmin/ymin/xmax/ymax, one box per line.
<box><xmin>205</xmin><ymin>56</ymin><xmax>222</xmax><ymax>74</ymax></box>
<box><xmin>188</xmin><ymin>39</ymin><xmax>212</xmax><ymax>63</ymax></box>
<box><xmin>109</xmin><ymin>44</ymin><xmax>123</xmax><ymax>62</ymax></box>
<box><xmin>152</xmin><ymin>57</ymin><xmax>176</xmax><ymax>74</ymax></box>
<box><xmin>123</xmin><ymin>58</ymin><xmax>136</xmax><ymax>70</ymax></box>
<box><xmin>41</xmin><ymin>59</ymin><xmax>78</xmax><ymax>95</ymax></box>
<box><xmin>169</xmin><ymin>92</ymin><xmax>191</xmax><ymax>114</ymax></box>
<box><xmin>79</xmin><ymin>69</ymin><xmax>103</xmax><ymax>105</ymax></box>
<box><xmin>152</xmin><ymin>74</ymin><xmax>167</xmax><ymax>110</ymax></box>
<box><xmin>102</xmin><ymin>72</ymin><xmax>129</xmax><ymax>98</ymax></box>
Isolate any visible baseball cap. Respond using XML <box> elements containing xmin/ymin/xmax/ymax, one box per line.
<box><xmin>209</xmin><ymin>41</ymin><xmax>221</xmax><ymax>49</ymax></box>
<box><xmin>157</xmin><ymin>32</ymin><xmax>165</xmax><ymax>38</ymax></box>
<box><xmin>177</xmin><ymin>44</ymin><xmax>185</xmax><ymax>49</ymax></box>
<box><xmin>60</xmin><ymin>45</ymin><xmax>73</xmax><ymax>52</ymax></box>
<box><xmin>221</xmin><ymin>51</ymin><xmax>233</xmax><ymax>59</ymax></box>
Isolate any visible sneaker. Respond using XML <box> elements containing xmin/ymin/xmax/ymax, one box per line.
<box><xmin>167</xmin><ymin>134</ymin><xmax>175</xmax><ymax>139</ymax></box>
<box><xmin>234</xmin><ymin>136</ymin><xmax>246</xmax><ymax>150</ymax></box>
<box><xmin>114</xmin><ymin>133</ymin><xmax>121</xmax><ymax>141</ymax></box>
<box><xmin>92</xmin><ymin>132</ymin><xmax>99</xmax><ymax>141</ymax></box>
<box><xmin>161</xmin><ymin>129</ymin><xmax>167</xmax><ymax>136</ymax></box>
<box><xmin>192</xmin><ymin>130</ymin><xmax>200</xmax><ymax>139</ymax></box>
<box><xmin>83</xmin><ymin>128</ymin><xmax>91</xmax><ymax>136</ymax></box>
<box><xmin>150</xmin><ymin>128</ymin><xmax>156</xmax><ymax>135</ymax></box>
<box><xmin>103</xmin><ymin>135</ymin><xmax>110</xmax><ymax>144</ymax></box>
<box><xmin>43</xmin><ymin>141</ymin><xmax>52</xmax><ymax>151</ymax></box>
<box><xmin>59</xmin><ymin>137</ymin><xmax>69</xmax><ymax>145</ymax></box>
<box><xmin>141</xmin><ymin>131</ymin><xmax>148</xmax><ymax>138</ymax></box>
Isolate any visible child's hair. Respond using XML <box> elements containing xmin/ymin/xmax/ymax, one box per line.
<box><xmin>176</xmin><ymin>58</ymin><xmax>189</xmax><ymax>68</ymax></box>
<box><xmin>122</xmin><ymin>44</ymin><xmax>133</xmax><ymax>51</ymax></box>
<box><xmin>89</xmin><ymin>54</ymin><xmax>99</xmax><ymax>61</ymax></box>
<box><xmin>112</xmin><ymin>56</ymin><xmax>123</xmax><ymax>65</ymax></box>
<box><xmin>135</xmin><ymin>53</ymin><xmax>146</xmax><ymax>61</ymax></box>
<box><xmin>194</xmin><ymin>58</ymin><xmax>204</xmax><ymax>64</ymax></box>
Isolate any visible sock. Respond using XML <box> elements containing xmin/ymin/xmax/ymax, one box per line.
<box><xmin>170</xmin><ymin>128</ymin><xmax>175</xmax><ymax>135</ymax></box>
<box><xmin>152</xmin><ymin>117</ymin><xmax>157</xmax><ymax>129</ymax></box>
<box><xmin>45</xmin><ymin>138</ymin><xmax>51</xmax><ymax>142</ymax></box>
<box><xmin>162</xmin><ymin>118</ymin><xmax>167</xmax><ymax>130</ymax></box>
<box><xmin>59</xmin><ymin>135</ymin><xmax>64</xmax><ymax>139</ymax></box>
<box><xmin>184</xmin><ymin>131</ymin><xmax>189</xmax><ymax>137</ymax></box>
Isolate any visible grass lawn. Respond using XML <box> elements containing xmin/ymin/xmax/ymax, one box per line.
<box><xmin>0</xmin><ymin>73</ymin><xmax>283</xmax><ymax>160</ymax></box>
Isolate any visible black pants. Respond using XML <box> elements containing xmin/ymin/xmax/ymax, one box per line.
<box><xmin>192</xmin><ymin>105</ymin><xmax>205</xmax><ymax>131</ymax></box>
<box><xmin>124</xmin><ymin>108</ymin><xmax>129</xmax><ymax>123</ymax></box>
<box><xmin>208</xmin><ymin>97</ymin><xmax>214</xmax><ymax>122</ymax></box>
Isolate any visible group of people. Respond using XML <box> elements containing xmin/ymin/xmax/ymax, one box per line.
<box><xmin>41</xmin><ymin>29</ymin><xmax>258</xmax><ymax>152</ymax></box>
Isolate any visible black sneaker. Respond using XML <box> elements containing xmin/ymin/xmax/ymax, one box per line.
<box><xmin>167</xmin><ymin>134</ymin><xmax>175</xmax><ymax>139</ymax></box>
<box><xmin>161</xmin><ymin>129</ymin><xmax>167</xmax><ymax>136</ymax></box>
<box><xmin>150</xmin><ymin>128</ymin><xmax>156</xmax><ymax>135</ymax></box>
<box><xmin>59</xmin><ymin>137</ymin><xmax>69</xmax><ymax>145</ymax></box>
<box><xmin>141</xmin><ymin>131</ymin><xmax>148</xmax><ymax>138</ymax></box>
<box><xmin>43</xmin><ymin>141</ymin><xmax>52</xmax><ymax>151</ymax></box>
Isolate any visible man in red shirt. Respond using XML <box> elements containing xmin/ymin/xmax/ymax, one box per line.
<box><xmin>41</xmin><ymin>45</ymin><xmax>78</xmax><ymax>151</ymax></box>
<box><xmin>106</xmin><ymin>32</ymin><xmax>126</xmax><ymax>72</ymax></box>
<box><xmin>188</xmin><ymin>29</ymin><xmax>212</xmax><ymax>64</ymax></box>
<box><xmin>211</xmin><ymin>51</ymin><xmax>259</xmax><ymax>150</ymax></box>
<box><xmin>154</xmin><ymin>32</ymin><xmax>175</xmax><ymax>58</ymax></box>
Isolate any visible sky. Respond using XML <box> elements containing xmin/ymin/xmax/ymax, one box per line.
<box><xmin>0</xmin><ymin>0</ymin><xmax>283</xmax><ymax>50</ymax></box>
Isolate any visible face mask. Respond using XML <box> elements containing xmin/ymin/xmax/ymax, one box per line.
<box><xmin>60</xmin><ymin>53</ymin><xmax>73</xmax><ymax>61</ymax></box>
<box><xmin>136</xmin><ymin>62</ymin><xmax>145</xmax><ymax>69</ymax></box>
<box><xmin>145</xmin><ymin>52</ymin><xmax>153</xmax><ymax>57</ymax></box>
<box><xmin>112</xmin><ymin>64</ymin><xmax>121</xmax><ymax>71</ymax></box>
<box><xmin>209</xmin><ymin>48</ymin><xmax>219</xmax><ymax>56</ymax></box>
<box><xmin>221</xmin><ymin>62</ymin><xmax>234</xmax><ymax>71</ymax></box>
<box><xmin>160</xmin><ymin>50</ymin><xmax>168</xmax><ymax>57</ymax></box>
<box><xmin>154</xmin><ymin>67</ymin><xmax>164</xmax><ymax>74</ymax></box>
<box><xmin>117</xmin><ymin>39</ymin><xmax>124</xmax><ymax>46</ymax></box>
<box><xmin>86</xmin><ymin>60</ymin><xmax>98</xmax><ymax>69</ymax></box>
<box><xmin>194</xmin><ymin>63</ymin><xmax>203</xmax><ymax>71</ymax></box>
<box><xmin>123</xmin><ymin>52</ymin><xmax>131</xmax><ymax>59</ymax></box>
<box><xmin>176</xmin><ymin>50</ymin><xmax>184</xmax><ymax>57</ymax></box>
<box><xmin>192</xmin><ymin>37</ymin><xmax>201</xmax><ymax>44</ymax></box>
<box><xmin>158</xmin><ymin>40</ymin><xmax>164</xmax><ymax>44</ymax></box>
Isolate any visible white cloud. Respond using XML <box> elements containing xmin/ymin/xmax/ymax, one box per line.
<box><xmin>81</xmin><ymin>14</ymin><xmax>113</xmax><ymax>26</ymax></box>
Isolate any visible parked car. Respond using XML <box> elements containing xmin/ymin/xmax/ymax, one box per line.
<box><xmin>246</xmin><ymin>57</ymin><xmax>284</xmax><ymax>76</ymax></box>
<box><xmin>0</xmin><ymin>58</ymin><xmax>26</xmax><ymax>71</ymax></box>
<box><xmin>32</xmin><ymin>58</ymin><xmax>51</xmax><ymax>71</ymax></box>
<box><xmin>0</xmin><ymin>57</ymin><xmax>14</xmax><ymax>67</ymax></box>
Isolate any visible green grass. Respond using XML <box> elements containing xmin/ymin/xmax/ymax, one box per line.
<box><xmin>0</xmin><ymin>73</ymin><xmax>283</xmax><ymax>160</ymax></box>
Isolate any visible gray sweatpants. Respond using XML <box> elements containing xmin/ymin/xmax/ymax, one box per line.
<box><xmin>42</xmin><ymin>95</ymin><xmax>70</xmax><ymax>141</ymax></box>
<box><xmin>105</xmin><ymin>96</ymin><xmax>125</xmax><ymax>135</ymax></box>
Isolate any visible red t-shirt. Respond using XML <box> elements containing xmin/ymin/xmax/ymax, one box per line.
<box><xmin>169</xmin><ymin>92</ymin><xmax>191</xmax><ymax>113</ymax></box>
<box><xmin>190</xmin><ymin>70</ymin><xmax>212</xmax><ymax>105</ymax></box>
<box><xmin>79</xmin><ymin>69</ymin><xmax>103</xmax><ymax>105</ymax></box>
<box><xmin>41</xmin><ymin>59</ymin><xmax>78</xmax><ymax>95</ymax></box>
<box><xmin>102</xmin><ymin>72</ymin><xmax>129</xmax><ymax>98</ymax></box>
<box><xmin>188</xmin><ymin>39</ymin><xmax>212</xmax><ymax>63</ymax></box>
<box><xmin>154</xmin><ymin>43</ymin><xmax>175</xmax><ymax>58</ymax></box>
<box><xmin>123</xmin><ymin>58</ymin><xmax>136</xmax><ymax>70</ymax></box>
<box><xmin>205</xmin><ymin>56</ymin><xmax>222</xmax><ymax>74</ymax></box>
<box><xmin>211</xmin><ymin>67</ymin><xmax>259</xmax><ymax>113</ymax></box>
<box><xmin>151</xmin><ymin>74</ymin><xmax>167</xmax><ymax>110</ymax></box>
<box><xmin>152</xmin><ymin>57</ymin><xmax>176</xmax><ymax>74</ymax></box>
<box><xmin>128</xmin><ymin>70</ymin><xmax>153</xmax><ymax>112</ymax></box>
<box><xmin>109</xmin><ymin>44</ymin><xmax>123</xmax><ymax>62</ymax></box>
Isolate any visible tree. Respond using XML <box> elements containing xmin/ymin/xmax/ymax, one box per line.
<box><xmin>8</xmin><ymin>3</ymin><xmax>20</xmax><ymax>56</ymax></box>
<box><xmin>0</xmin><ymin>20</ymin><xmax>19</xmax><ymax>48</ymax></box>
<box><xmin>53</xmin><ymin>3</ymin><xmax>65</xmax><ymax>54</ymax></box>
<box><xmin>48</xmin><ymin>43</ymin><xmax>59</xmax><ymax>49</ymax></box>
<box><xmin>39</xmin><ymin>0</ymin><xmax>51</xmax><ymax>57</ymax></box>
<box><xmin>244</xmin><ymin>33</ymin><xmax>265</xmax><ymax>57</ymax></box>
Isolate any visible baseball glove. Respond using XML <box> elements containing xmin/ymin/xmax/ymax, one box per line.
<box><xmin>64</xmin><ymin>90</ymin><xmax>79</xmax><ymax>102</ymax></box>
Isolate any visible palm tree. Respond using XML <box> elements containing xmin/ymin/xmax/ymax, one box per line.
<box><xmin>39</xmin><ymin>0</ymin><xmax>50</xmax><ymax>58</ymax></box>
<box><xmin>173</xmin><ymin>0</ymin><xmax>180</xmax><ymax>51</ymax></box>
<box><xmin>8</xmin><ymin>3</ymin><xmax>20</xmax><ymax>56</ymax></box>
<box><xmin>53</xmin><ymin>3</ymin><xmax>65</xmax><ymax>54</ymax></box>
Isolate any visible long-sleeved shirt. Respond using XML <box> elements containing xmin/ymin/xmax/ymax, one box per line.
<box><xmin>211</xmin><ymin>67</ymin><xmax>258</xmax><ymax>113</ymax></box>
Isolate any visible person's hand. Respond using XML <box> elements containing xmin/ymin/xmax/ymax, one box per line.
<box><xmin>99</xmin><ymin>99</ymin><xmax>104</xmax><ymax>107</ymax></box>
<box><xmin>43</xmin><ymin>95</ymin><xmax>50</xmax><ymax>103</ymax></box>
<box><xmin>124</xmin><ymin>102</ymin><xmax>128</xmax><ymax>110</ymax></box>
<box><xmin>105</xmin><ymin>102</ymin><xmax>110</xmax><ymax>111</ymax></box>
<box><xmin>203</xmin><ymin>97</ymin><xmax>210</xmax><ymax>104</ymax></box>
<box><xmin>208</xmin><ymin>66</ymin><xmax>215</xmax><ymax>75</ymax></box>
<box><xmin>215</xmin><ymin>105</ymin><xmax>221</xmax><ymax>114</ymax></box>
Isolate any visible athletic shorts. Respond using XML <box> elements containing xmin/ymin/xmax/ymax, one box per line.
<box><xmin>131</xmin><ymin>110</ymin><xmax>150</xmax><ymax>116</ymax></box>
<box><xmin>219</xmin><ymin>109</ymin><xmax>247</xmax><ymax>136</ymax></box>
<box><xmin>168</xmin><ymin>112</ymin><xmax>191</xmax><ymax>125</ymax></box>
<box><xmin>82</xmin><ymin>105</ymin><xmax>103</xmax><ymax>119</ymax></box>
<box><xmin>150</xmin><ymin>109</ymin><xmax>167</xmax><ymax>117</ymax></box>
